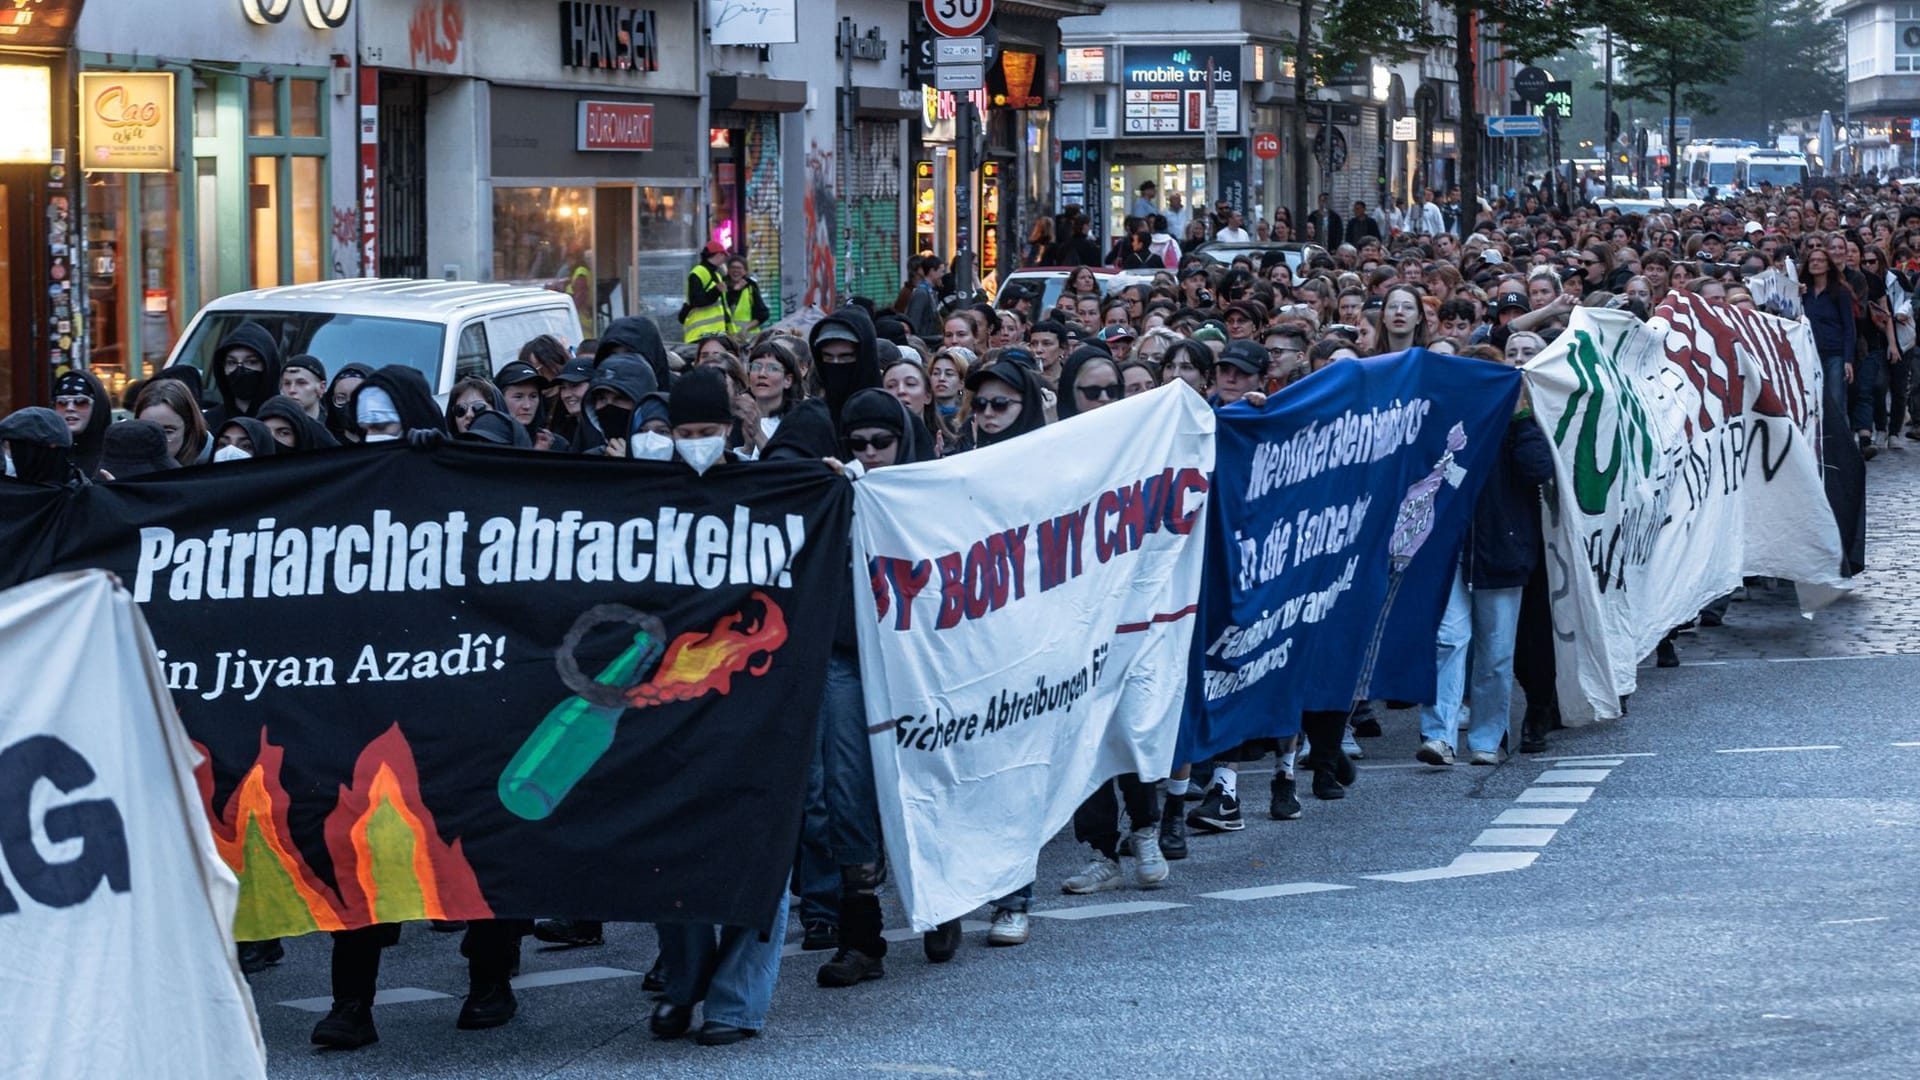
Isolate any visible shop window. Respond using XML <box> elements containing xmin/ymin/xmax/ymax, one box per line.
<box><xmin>291</xmin><ymin>156</ymin><xmax>322</xmax><ymax>282</ymax></box>
<box><xmin>244</xmin><ymin>73</ymin><xmax>329</xmax><ymax>290</ymax></box>
<box><xmin>250</xmin><ymin>78</ymin><xmax>278</xmax><ymax>137</ymax></box>
<box><xmin>455</xmin><ymin>322</ymin><xmax>490</xmax><ymax>379</ymax></box>
<box><xmin>250</xmin><ymin>156</ymin><xmax>281</xmax><ymax>289</ymax></box>
<box><xmin>290</xmin><ymin>79</ymin><xmax>321</xmax><ymax>138</ymax></box>
<box><xmin>493</xmin><ymin>186</ymin><xmax>596</xmax><ymax>334</ymax></box>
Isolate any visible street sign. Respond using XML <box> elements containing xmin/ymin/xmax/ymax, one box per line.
<box><xmin>1540</xmin><ymin>80</ymin><xmax>1572</xmax><ymax>120</ymax></box>
<box><xmin>1487</xmin><ymin>114</ymin><xmax>1545</xmax><ymax>138</ymax></box>
<box><xmin>924</xmin><ymin>0</ymin><xmax>991</xmax><ymax>38</ymax></box>
<box><xmin>1252</xmin><ymin>132</ymin><xmax>1280</xmax><ymax>159</ymax></box>
<box><xmin>1515</xmin><ymin>66</ymin><xmax>1550</xmax><ymax>106</ymax></box>
<box><xmin>934</xmin><ymin>63</ymin><xmax>985</xmax><ymax>90</ymax></box>
<box><xmin>1391</xmin><ymin>116</ymin><xmax>1416</xmax><ymax>141</ymax></box>
<box><xmin>1672</xmin><ymin>116</ymin><xmax>1692</xmax><ymax>143</ymax></box>
<box><xmin>1910</xmin><ymin>117</ymin><xmax>1920</xmax><ymax>140</ymax></box>
<box><xmin>934</xmin><ymin>36</ymin><xmax>983</xmax><ymax>64</ymax></box>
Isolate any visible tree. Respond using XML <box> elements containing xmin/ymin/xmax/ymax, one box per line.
<box><xmin>1610</xmin><ymin>1</ymin><xmax>1757</xmax><ymax>196</ymax></box>
<box><xmin>1695</xmin><ymin>0</ymin><xmax>1840</xmax><ymax>143</ymax></box>
<box><xmin>1316</xmin><ymin>0</ymin><xmax>1605</xmax><ymax>239</ymax></box>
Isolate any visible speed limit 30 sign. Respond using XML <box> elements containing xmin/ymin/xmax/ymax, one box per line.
<box><xmin>924</xmin><ymin>0</ymin><xmax>992</xmax><ymax>38</ymax></box>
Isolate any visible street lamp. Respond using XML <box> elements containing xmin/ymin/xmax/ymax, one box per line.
<box><xmin>1829</xmin><ymin>14</ymin><xmax>1852</xmax><ymax>176</ymax></box>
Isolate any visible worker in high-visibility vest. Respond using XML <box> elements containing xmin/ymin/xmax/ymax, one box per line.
<box><xmin>681</xmin><ymin>241</ymin><xmax>731</xmax><ymax>341</ymax></box>
<box><xmin>724</xmin><ymin>255</ymin><xmax>770</xmax><ymax>336</ymax></box>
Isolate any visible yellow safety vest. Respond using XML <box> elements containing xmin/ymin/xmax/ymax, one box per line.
<box><xmin>683</xmin><ymin>264</ymin><xmax>730</xmax><ymax>341</ymax></box>
<box><xmin>726</xmin><ymin>281</ymin><xmax>759</xmax><ymax>330</ymax></box>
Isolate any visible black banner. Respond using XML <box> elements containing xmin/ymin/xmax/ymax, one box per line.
<box><xmin>0</xmin><ymin>445</ymin><xmax>851</xmax><ymax>937</ymax></box>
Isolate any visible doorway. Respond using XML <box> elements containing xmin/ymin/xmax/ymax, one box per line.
<box><xmin>0</xmin><ymin>172</ymin><xmax>45</xmax><ymax>417</ymax></box>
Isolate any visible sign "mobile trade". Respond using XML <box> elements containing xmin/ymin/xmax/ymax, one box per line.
<box><xmin>1120</xmin><ymin>45</ymin><xmax>1239</xmax><ymax>136</ymax></box>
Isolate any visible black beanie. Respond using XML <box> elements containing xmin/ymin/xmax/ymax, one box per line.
<box><xmin>666</xmin><ymin>368</ymin><xmax>733</xmax><ymax>428</ymax></box>
<box><xmin>284</xmin><ymin>354</ymin><xmax>328</xmax><ymax>382</ymax></box>
<box><xmin>839</xmin><ymin>387</ymin><xmax>907</xmax><ymax>437</ymax></box>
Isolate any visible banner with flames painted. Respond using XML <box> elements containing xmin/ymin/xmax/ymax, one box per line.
<box><xmin>0</xmin><ymin>447</ymin><xmax>851</xmax><ymax>939</ymax></box>
<box><xmin>1525</xmin><ymin>300</ymin><xmax>1849</xmax><ymax>726</ymax></box>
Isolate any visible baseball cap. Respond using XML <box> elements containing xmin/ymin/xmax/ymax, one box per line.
<box><xmin>1217</xmin><ymin>340</ymin><xmax>1267</xmax><ymax>375</ymax></box>
<box><xmin>1744</xmin><ymin>221</ymin><xmax>1764</xmax><ymax>235</ymax></box>
<box><xmin>555</xmin><ymin>356</ymin><xmax>595</xmax><ymax>384</ymax></box>
<box><xmin>1495</xmin><ymin>291</ymin><xmax>1528</xmax><ymax>314</ymax></box>
<box><xmin>494</xmin><ymin>360</ymin><xmax>548</xmax><ymax>389</ymax></box>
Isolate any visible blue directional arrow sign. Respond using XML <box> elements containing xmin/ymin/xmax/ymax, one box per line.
<box><xmin>1487</xmin><ymin>114</ymin><xmax>1545</xmax><ymax>138</ymax></box>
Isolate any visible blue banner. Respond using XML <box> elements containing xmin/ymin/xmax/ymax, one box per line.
<box><xmin>1178</xmin><ymin>351</ymin><xmax>1523</xmax><ymax>764</ymax></box>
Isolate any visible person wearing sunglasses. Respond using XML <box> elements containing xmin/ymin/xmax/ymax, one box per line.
<box><xmin>960</xmin><ymin>359</ymin><xmax>1047</xmax><ymax>454</ymax></box>
<box><xmin>51</xmin><ymin>367</ymin><xmax>112</xmax><ymax>479</ymax></box>
<box><xmin>445</xmin><ymin>375</ymin><xmax>504</xmax><ymax>438</ymax></box>
<box><xmin>1056</xmin><ymin>346</ymin><xmax>1125</xmax><ymax>420</ymax></box>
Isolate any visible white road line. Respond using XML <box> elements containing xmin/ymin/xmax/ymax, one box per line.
<box><xmin>1199</xmin><ymin>882</ymin><xmax>1354</xmax><ymax>902</ymax></box>
<box><xmin>1363</xmin><ymin>851</ymin><xmax>1539</xmax><ymax>883</ymax></box>
<box><xmin>1820</xmin><ymin>916</ymin><xmax>1890</xmax><ymax>925</ymax></box>
<box><xmin>1535</xmin><ymin>768</ymin><xmax>1612</xmax><ymax>783</ymax></box>
<box><xmin>1767</xmin><ymin>655</ymin><xmax>1884</xmax><ymax>663</ymax></box>
<box><xmin>1714</xmin><ymin>745</ymin><xmax>1842</xmax><ymax>754</ymax></box>
<box><xmin>1493</xmin><ymin>807</ymin><xmax>1577</xmax><ymax>826</ymax></box>
<box><xmin>1029</xmin><ymin>901</ymin><xmax>1188</xmax><ymax>921</ymax></box>
<box><xmin>1471</xmin><ymin>827</ymin><xmax>1557</xmax><ymax>847</ymax></box>
<box><xmin>1539</xmin><ymin>753</ymin><xmax>1656</xmax><ymax>760</ymax></box>
<box><xmin>1516</xmin><ymin>786</ymin><xmax>1595</xmax><ymax>803</ymax></box>
<box><xmin>1893</xmin><ymin>742</ymin><xmax>1920</xmax><ymax>748</ymax></box>
<box><xmin>1538</xmin><ymin>759</ymin><xmax>1625</xmax><ymax>767</ymax></box>
<box><xmin>280</xmin><ymin>987</ymin><xmax>451</xmax><ymax>1012</ymax></box>
<box><xmin>509</xmin><ymin>966</ymin><xmax>643</xmax><ymax>990</ymax></box>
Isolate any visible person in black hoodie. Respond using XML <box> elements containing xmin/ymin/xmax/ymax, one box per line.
<box><xmin>808</xmin><ymin>306</ymin><xmax>883</xmax><ymax>429</ymax></box>
<box><xmin>594</xmin><ymin>315</ymin><xmax>673</xmax><ymax>391</ymax></box>
<box><xmin>325</xmin><ymin>362</ymin><xmax>376</xmax><ymax>443</ymax></box>
<box><xmin>52</xmin><ymin>368</ymin><xmax>112</xmax><ymax>479</ymax></box>
<box><xmin>580</xmin><ymin>355</ymin><xmax>660</xmax><ymax>457</ymax></box>
<box><xmin>153</xmin><ymin>363</ymin><xmax>208</xmax><ymax>409</ymax></box>
<box><xmin>256</xmin><ymin>395</ymin><xmax>340</xmax><ymax>452</ymax></box>
<box><xmin>959</xmin><ymin>358</ymin><xmax>1048</xmax><ymax>451</ymax></box>
<box><xmin>1</xmin><ymin>407</ymin><xmax>85</xmax><ymax>487</ymax></box>
<box><xmin>344</xmin><ymin>365</ymin><xmax>445</xmax><ymax>443</ymax></box>
<box><xmin>212</xmin><ymin>417</ymin><xmax>281</xmax><ymax>459</ymax></box>
<box><xmin>1055</xmin><ymin>346</ymin><xmax>1125</xmax><ymax>421</ymax></box>
<box><xmin>206</xmin><ymin>321</ymin><xmax>283</xmax><ymax>425</ymax></box>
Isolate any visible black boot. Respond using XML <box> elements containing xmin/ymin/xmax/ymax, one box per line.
<box><xmin>820</xmin><ymin>888</ymin><xmax>887</xmax><ymax>986</ymax></box>
<box><xmin>457</xmin><ymin>981</ymin><xmax>518</xmax><ymax>1029</ymax></box>
<box><xmin>649</xmin><ymin>1000</ymin><xmax>694</xmax><ymax>1039</ymax></box>
<box><xmin>1269</xmin><ymin>772</ymin><xmax>1303</xmax><ymax>819</ymax></box>
<box><xmin>1519</xmin><ymin>704</ymin><xmax>1550</xmax><ymax>754</ymax></box>
<box><xmin>532</xmin><ymin>918</ymin><xmax>603</xmax><ymax>946</ymax></box>
<box><xmin>238</xmin><ymin>938</ymin><xmax>283</xmax><ymax>975</ymax></box>
<box><xmin>311</xmin><ymin>1000</ymin><xmax>377</xmax><ymax>1049</ymax></box>
<box><xmin>922</xmin><ymin>918</ymin><xmax>962</xmax><ymax>963</ymax></box>
<box><xmin>1656</xmin><ymin>638</ymin><xmax>1680</xmax><ymax>668</ymax></box>
<box><xmin>1158</xmin><ymin>793</ymin><xmax>1189</xmax><ymax>860</ymax></box>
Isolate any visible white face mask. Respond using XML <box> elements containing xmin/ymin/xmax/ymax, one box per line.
<box><xmin>675</xmin><ymin>436</ymin><xmax>727</xmax><ymax>475</ymax></box>
<box><xmin>630</xmin><ymin>431</ymin><xmax>674</xmax><ymax>461</ymax></box>
<box><xmin>213</xmin><ymin>445</ymin><xmax>252</xmax><ymax>463</ymax></box>
<box><xmin>364</xmin><ymin>433</ymin><xmax>400</xmax><ymax>444</ymax></box>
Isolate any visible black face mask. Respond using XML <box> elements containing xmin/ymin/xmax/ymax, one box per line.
<box><xmin>9</xmin><ymin>443</ymin><xmax>72</xmax><ymax>485</ymax></box>
<box><xmin>227</xmin><ymin>368</ymin><xmax>265</xmax><ymax>404</ymax></box>
<box><xmin>595</xmin><ymin>405</ymin><xmax>633</xmax><ymax>439</ymax></box>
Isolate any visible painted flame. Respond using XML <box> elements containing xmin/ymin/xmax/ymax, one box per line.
<box><xmin>625</xmin><ymin>590</ymin><xmax>788</xmax><ymax>708</ymax></box>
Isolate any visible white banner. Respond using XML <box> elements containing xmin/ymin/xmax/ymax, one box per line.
<box><xmin>0</xmin><ymin>571</ymin><xmax>266</xmax><ymax>1079</ymax></box>
<box><xmin>1526</xmin><ymin>301</ymin><xmax>1848</xmax><ymax>724</ymax></box>
<box><xmin>852</xmin><ymin>384</ymin><xmax>1215</xmax><ymax>929</ymax></box>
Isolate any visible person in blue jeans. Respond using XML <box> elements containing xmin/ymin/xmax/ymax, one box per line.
<box><xmin>1417</xmin><ymin>360</ymin><xmax>1555</xmax><ymax>766</ymax></box>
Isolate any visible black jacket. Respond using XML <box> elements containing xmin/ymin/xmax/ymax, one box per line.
<box><xmin>214</xmin><ymin>416</ymin><xmax>281</xmax><ymax>458</ymax></box>
<box><xmin>1465</xmin><ymin>415</ymin><xmax>1556</xmax><ymax>589</ymax></box>
<box><xmin>595</xmin><ymin>316</ymin><xmax>673</xmax><ymax>391</ymax></box>
<box><xmin>53</xmin><ymin>368</ymin><xmax>112</xmax><ymax>478</ymax></box>
<box><xmin>206</xmin><ymin>321</ymin><xmax>283</xmax><ymax>425</ymax></box>
<box><xmin>808</xmin><ymin>306</ymin><xmax>882</xmax><ymax>432</ymax></box>
<box><xmin>256</xmin><ymin>396</ymin><xmax>340</xmax><ymax>451</ymax></box>
<box><xmin>345</xmin><ymin>365</ymin><xmax>446</xmax><ymax>439</ymax></box>
<box><xmin>0</xmin><ymin>406</ymin><xmax>82</xmax><ymax>487</ymax></box>
<box><xmin>1056</xmin><ymin>346</ymin><xmax>1121</xmax><ymax>419</ymax></box>
<box><xmin>580</xmin><ymin>356</ymin><xmax>661</xmax><ymax>451</ymax></box>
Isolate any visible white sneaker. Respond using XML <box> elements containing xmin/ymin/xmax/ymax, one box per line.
<box><xmin>1889</xmin><ymin>433</ymin><xmax>1906</xmax><ymax>450</ymax></box>
<box><xmin>1127</xmin><ymin>826</ymin><xmax>1169</xmax><ymax>888</ymax></box>
<box><xmin>1062</xmin><ymin>856</ymin><xmax>1125</xmax><ymax>894</ymax></box>
<box><xmin>987</xmin><ymin>909</ymin><xmax>1029</xmax><ymax>946</ymax></box>
<box><xmin>1416</xmin><ymin>738</ymin><xmax>1455</xmax><ymax>766</ymax></box>
<box><xmin>1468</xmin><ymin>747</ymin><xmax>1507</xmax><ymax>766</ymax></box>
<box><xmin>1342</xmin><ymin>725</ymin><xmax>1364</xmax><ymax>759</ymax></box>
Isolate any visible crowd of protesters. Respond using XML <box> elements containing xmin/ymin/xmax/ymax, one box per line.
<box><xmin>0</xmin><ymin>171</ymin><xmax>1903</xmax><ymax>1053</ymax></box>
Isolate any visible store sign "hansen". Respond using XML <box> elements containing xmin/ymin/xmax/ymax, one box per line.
<box><xmin>559</xmin><ymin>1</ymin><xmax>659</xmax><ymax>72</ymax></box>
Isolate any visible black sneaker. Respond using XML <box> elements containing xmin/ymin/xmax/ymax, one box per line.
<box><xmin>238</xmin><ymin>939</ymin><xmax>283</xmax><ymax>975</ymax></box>
<box><xmin>456</xmin><ymin>981</ymin><xmax>518</xmax><ymax>1030</ymax></box>
<box><xmin>1311</xmin><ymin>769</ymin><xmax>1346</xmax><ymax>800</ymax></box>
<box><xmin>642</xmin><ymin>956</ymin><xmax>665</xmax><ymax>994</ymax></box>
<box><xmin>1861</xmin><ymin>433</ymin><xmax>1878</xmax><ymax>460</ymax></box>
<box><xmin>1186</xmin><ymin>783</ymin><xmax>1244</xmax><ymax>832</ymax></box>
<box><xmin>817</xmin><ymin>947</ymin><xmax>886</xmax><ymax>987</ymax></box>
<box><xmin>1158</xmin><ymin>793</ymin><xmax>1189</xmax><ymax>860</ymax></box>
<box><xmin>922</xmin><ymin>919</ymin><xmax>962</xmax><ymax>963</ymax></box>
<box><xmin>1351</xmin><ymin>702</ymin><xmax>1384</xmax><ymax>738</ymax></box>
<box><xmin>1269</xmin><ymin>772</ymin><xmax>1303</xmax><ymax>820</ymax></box>
<box><xmin>801</xmin><ymin>919</ymin><xmax>838</xmax><ymax>952</ymax></box>
<box><xmin>1656</xmin><ymin>639</ymin><xmax>1679</xmax><ymax>668</ymax></box>
<box><xmin>532</xmin><ymin>919</ymin><xmax>603</xmax><ymax>947</ymax></box>
<box><xmin>311</xmin><ymin>999</ymin><xmax>378</xmax><ymax>1049</ymax></box>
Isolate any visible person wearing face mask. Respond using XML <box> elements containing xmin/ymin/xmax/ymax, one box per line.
<box><xmin>581</xmin><ymin>356</ymin><xmax>660</xmax><ymax>458</ymax></box>
<box><xmin>663</xmin><ymin>368</ymin><xmax>738</xmax><ymax>475</ymax></box>
<box><xmin>212</xmin><ymin>417</ymin><xmax>281</xmax><ymax>460</ymax></box>
<box><xmin>279</xmin><ymin>354</ymin><xmax>329</xmax><ymax>421</ymax></box>
<box><xmin>345</xmin><ymin>365</ymin><xmax>446</xmax><ymax>444</ymax></box>
<box><xmin>324</xmin><ymin>362</ymin><xmax>376</xmax><ymax>443</ymax></box>
<box><xmin>809</xmin><ymin>306</ymin><xmax>883</xmax><ymax>424</ymax></box>
<box><xmin>255</xmin><ymin>395</ymin><xmax>340</xmax><ymax>452</ymax></box>
<box><xmin>0</xmin><ymin>407</ymin><xmax>86</xmax><ymax>487</ymax></box>
<box><xmin>51</xmin><ymin>368</ymin><xmax>113</xmax><ymax>479</ymax></box>
<box><xmin>621</xmin><ymin>393</ymin><xmax>675</xmax><ymax>462</ymax></box>
<box><xmin>205</xmin><ymin>321</ymin><xmax>283</xmax><ymax>426</ymax></box>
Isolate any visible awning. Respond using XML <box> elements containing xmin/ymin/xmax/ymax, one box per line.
<box><xmin>709</xmin><ymin>75</ymin><xmax>806</xmax><ymax>114</ymax></box>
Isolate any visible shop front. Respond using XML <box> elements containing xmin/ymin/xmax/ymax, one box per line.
<box><xmin>0</xmin><ymin>0</ymin><xmax>79</xmax><ymax>415</ymax></box>
<box><xmin>71</xmin><ymin>0</ymin><xmax>352</xmax><ymax>394</ymax></box>
<box><xmin>709</xmin><ymin>74</ymin><xmax>805</xmax><ymax>325</ymax></box>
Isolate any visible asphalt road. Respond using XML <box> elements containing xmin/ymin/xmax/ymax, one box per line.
<box><xmin>249</xmin><ymin>450</ymin><xmax>1920</xmax><ymax>1079</ymax></box>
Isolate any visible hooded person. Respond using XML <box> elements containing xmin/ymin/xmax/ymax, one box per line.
<box><xmin>838</xmin><ymin>387</ymin><xmax>935</xmax><ymax>467</ymax></box>
<box><xmin>459</xmin><ymin>409</ymin><xmax>535</xmax><ymax>448</ymax></box>
<box><xmin>807</xmin><ymin>305</ymin><xmax>882</xmax><ymax>430</ymax></box>
<box><xmin>1056</xmin><ymin>346</ymin><xmax>1126</xmax><ymax>420</ymax></box>
<box><xmin>153</xmin><ymin>363</ymin><xmax>207</xmax><ymax>407</ymax></box>
<box><xmin>759</xmin><ymin>398</ymin><xmax>839</xmax><ymax>463</ymax></box>
<box><xmin>99</xmin><ymin>419</ymin><xmax>181</xmax><ymax>480</ymax></box>
<box><xmin>346</xmin><ymin>365</ymin><xmax>445</xmax><ymax>443</ymax></box>
<box><xmin>256</xmin><ymin>395</ymin><xmax>341</xmax><ymax>452</ymax></box>
<box><xmin>962</xmin><ymin>359</ymin><xmax>1049</xmax><ymax>449</ymax></box>
<box><xmin>593</xmin><ymin>315</ymin><xmax>673</xmax><ymax>391</ymax></box>
<box><xmin>581</xmin><ymin>354</ymin><xmax>660</xmax><ymax>457</ymax></box>
<box><xmin>0</xmin><ymin>407</ymin><xmax>83</xmax><ymax>487</ymax></box>
<box><xmin>212</xmin><ymin>416</ymin><xmax>281</xmax><ymax>460</ymax></box>
<box><xmin>206</xmin><ymin>321</ymin><xmax>283</xmax><ymax>425</ymax></box>
<box><xmin>52</xmin><ymin>368</ymin><xmax>112</xmax><ymax>478</ymax></box>
<box><xmin>325</xmin><ymin>362</ymin><xmax>378</xmax><ymax>442</ymax></box>
<box><xmin>624</xmin><ymin>392</ymin><xmax>675</xmax><ymax>461</ymax></box>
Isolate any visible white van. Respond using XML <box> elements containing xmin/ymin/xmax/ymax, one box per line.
<box><xmin>161</xmin><ymin>279</ymin><xmax>581</xmax><ymax>407</ymax></box>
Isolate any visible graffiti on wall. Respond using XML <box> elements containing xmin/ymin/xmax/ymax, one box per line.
<box><xmin>409</xmin><ymin>0</ymin><xmax>464</xmax><ymax>68</ymax></box>
<box><xmin>744</xmin><ymin>114</ymin><xmax>782</xmax><ymax>321</ymax></box>
<box><xmin>331</xmin><ymin>205</ymin><xmax>359</xmax><ymax>278</ymax></box>
<box><xmin>803</xmin><ymin>141</ymin><xmax>836</xmax><ymax>311</ymax></box>
<box><xmin>840</xmin><ymin>121</ymin><xmax>901</xmax><ymax>306</ymax></box>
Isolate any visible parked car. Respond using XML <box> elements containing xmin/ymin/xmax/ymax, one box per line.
<box><xmin>1189</xmin><ymin>242</ymin><xmax>1329</xmax><ymax>274</ymax></box>
<box><xmin>164</xmin><ymin>279</ymin><xmax>581</xmax><ymax>408</ymax></box>
<box><xmin>996</xmin><ymin>266</ymin><xmax>1160</xmax><ymax>312</ymax></box>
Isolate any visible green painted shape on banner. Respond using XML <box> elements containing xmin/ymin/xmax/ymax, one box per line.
<box><xmin>1552</xmin><ymin>329</ymin><xmax>1656</xmax><ymax>516</ymax></box>
<box><xmin>365</xmin><ymin>800</ymin><xmax>429</xmax><ymax>924</ymax></box>
<box><xmin>235</xmin><ymin>816</ymin><xmax>321</xmax><ymax>940</ymax></box>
